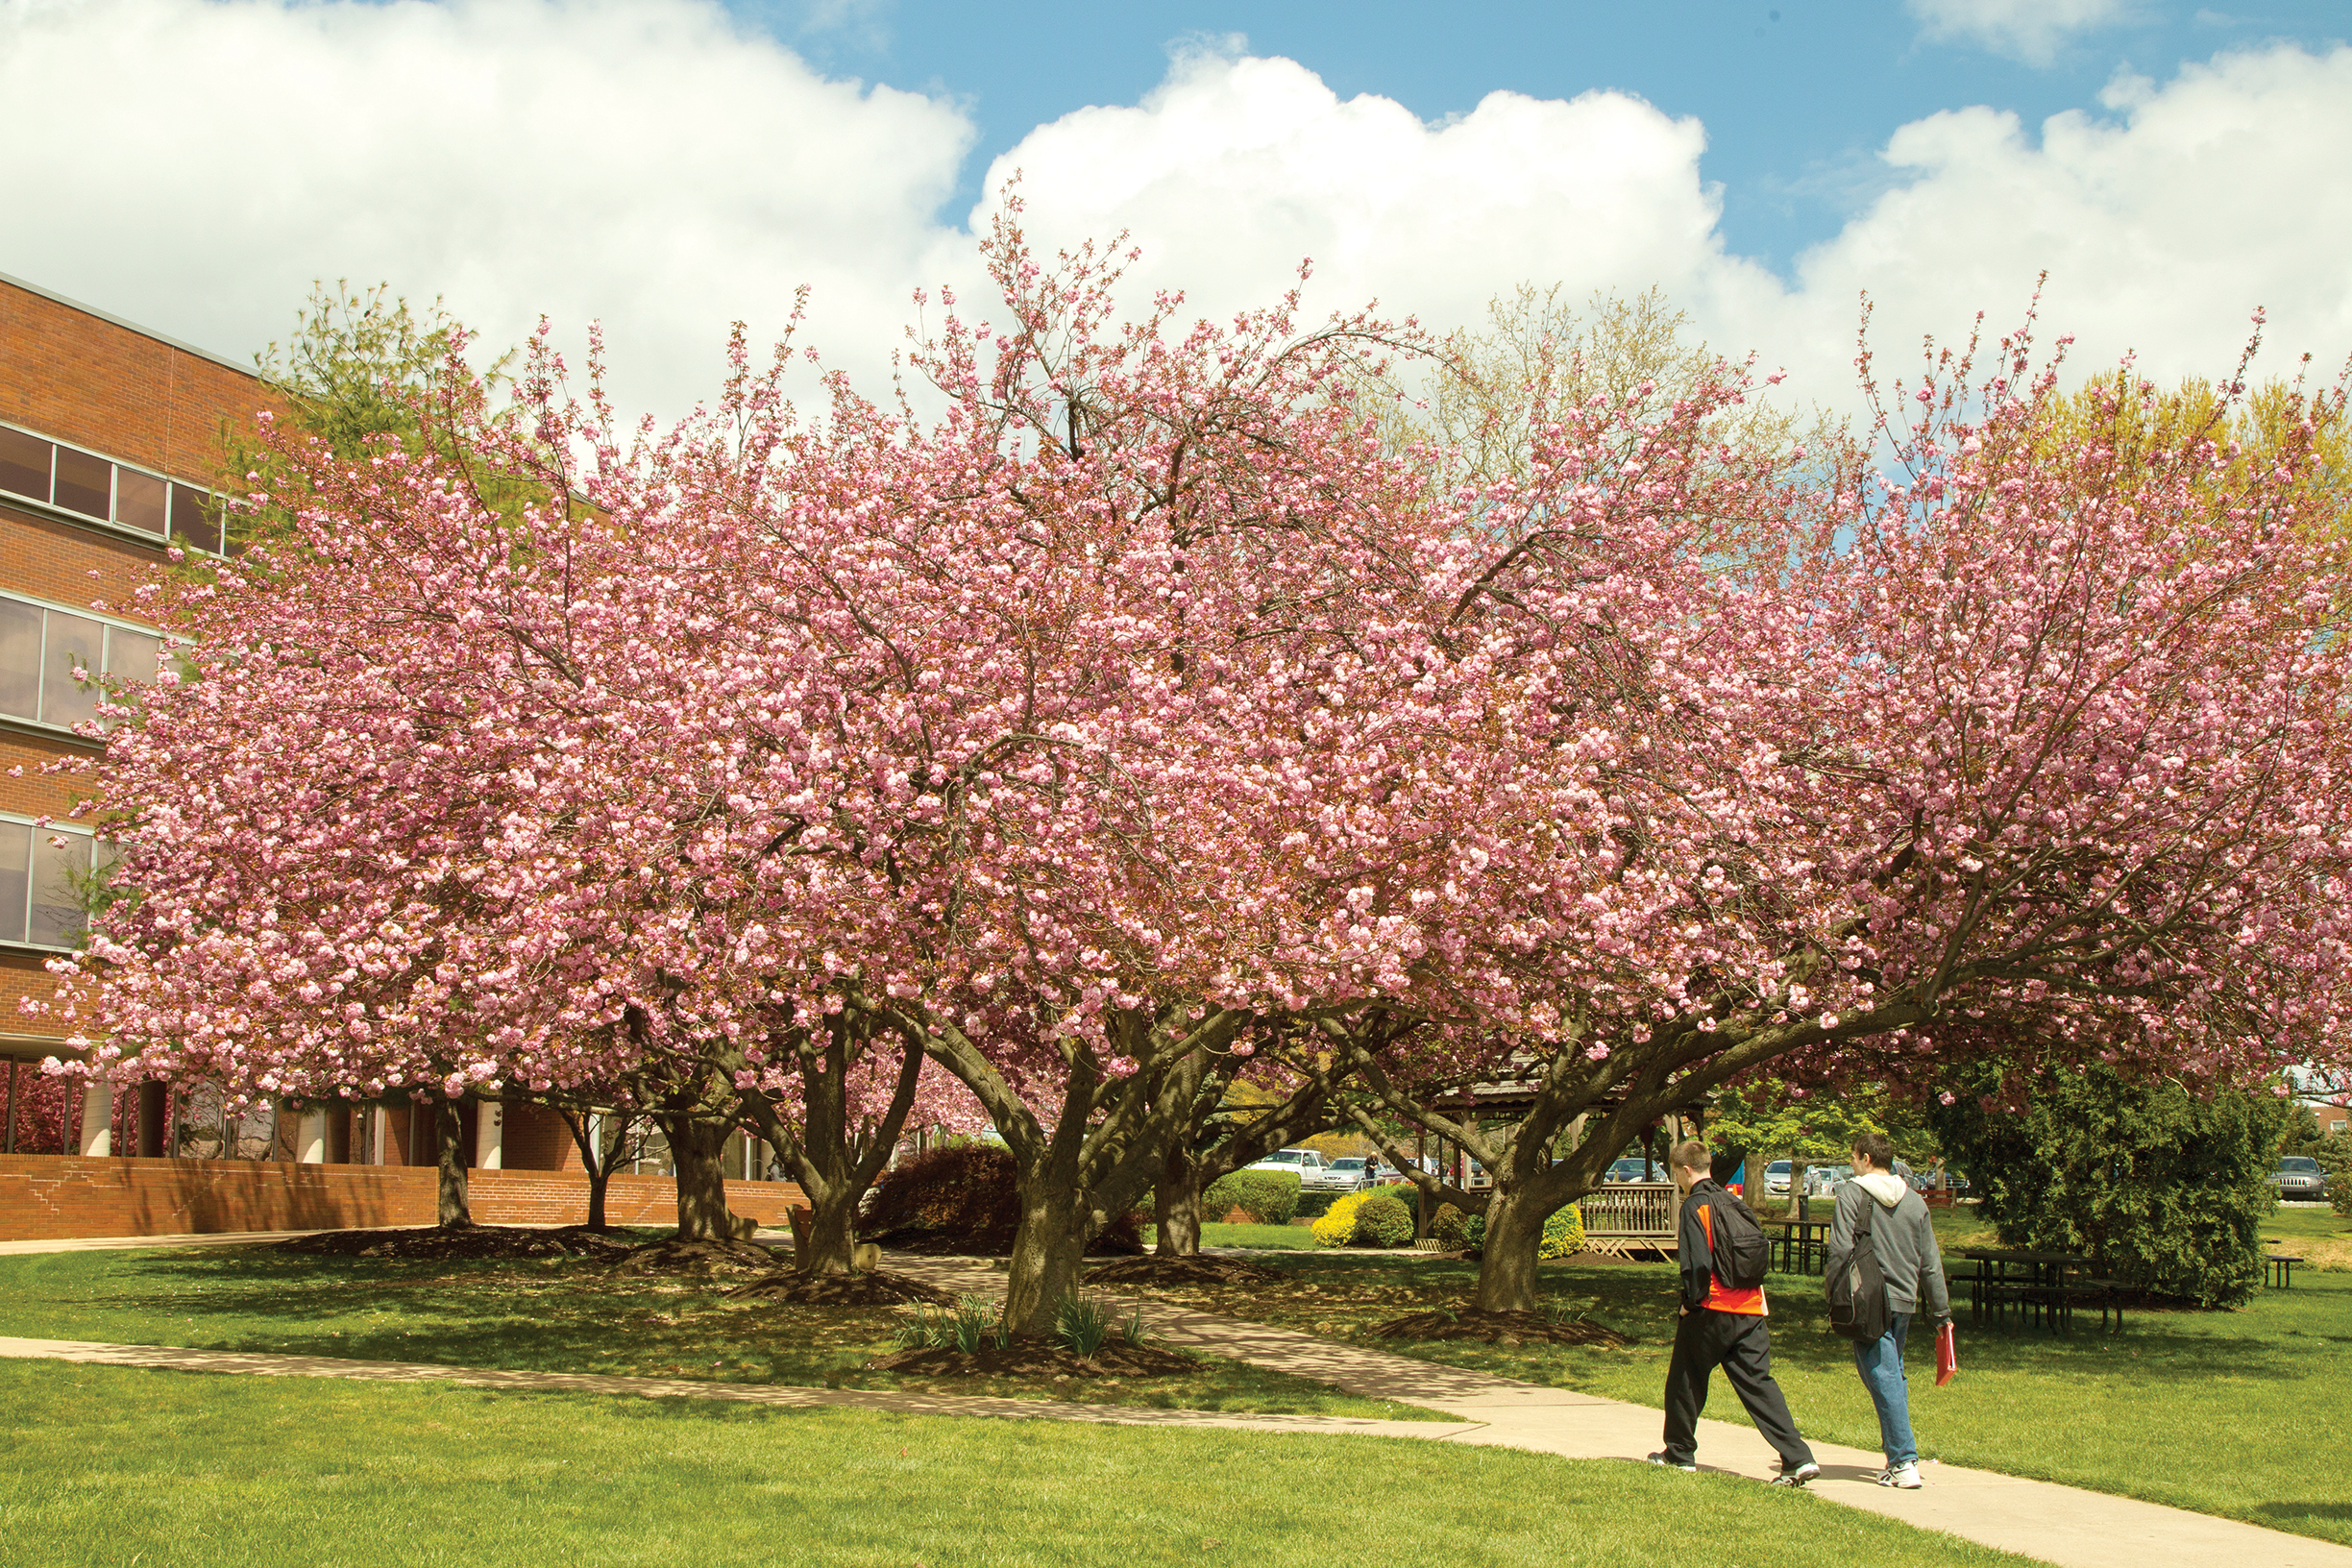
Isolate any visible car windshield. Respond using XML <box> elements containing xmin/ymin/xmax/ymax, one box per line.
<box><xmin>2280</xmin><ymin>1158</ymin><xmax>2322</xmax><ymax>1172</ymax></box>
<box><xmin>1332</xmin><ymin>1158</ymin><xmax>1364</xmax><ymax>1171</ymax></box>
<box><xmin>1261</xmin><ymin>1151</ymin><xmax>1305</xmax><ymax>1164</ymax></box>
<box><xmin>1767</xmin><ymin>1162</ymin><xmax>1791</xmax><ymax>1174</ymax></box>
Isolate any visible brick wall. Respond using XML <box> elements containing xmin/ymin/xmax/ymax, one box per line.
<box><xmin>0</xmin><ymin>1154</ymin><xmax>808</xmax><ymax>1241</ymax></box>
<box><xmin>0</xmin><ymin>276</ymin><xmax>276</xmax><ymax>1063</ymax></box>
<box><xmin>0</xmin><ymin>279</ymin><xmax>271</xmax><ymax>487</ymax></box>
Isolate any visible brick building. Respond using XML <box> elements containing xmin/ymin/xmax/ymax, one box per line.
<box><xmin>0</xmin><ymin>272</ymin><xmax>792</xmax><ymax>1236</ymax></box>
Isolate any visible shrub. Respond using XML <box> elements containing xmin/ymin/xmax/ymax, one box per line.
<box><xmin>1311</xmin><ymin>1189</ymin><xmax>1373</xmax><ymax>1247</ymax></box>
<box><xmin>1430</xmin><ymin>1203</ymin><xmax>1471</xmax><ymax>1247</ymax></box>
<box><xmin>2311</xmin><ymin>1133</ymin><xmax>2352</xmax><ymax>1218</ymax></box>
<box><xmin>1538</xmin><ymin>1203</ymin><xmax>1587</xmax><ymax>1259</ymax></box>
<box><xmin>864</xmin><ymin>1144</ymin><xmax>1143</xmax><ymax>1255</ymax></box>
<box><xmin>1200</xmin><ymin>1169</ymin><xmax>1302</xmax><ymax>1225</ymax></box>
<box><xmin>1927</xmin><ymin>1063</ymin><xmax>2284</xmax><ymax>1308</ymax></box>
<box><xmin>1456</xmin><ymin>1203</ymin><xmax>1583</xmax><ymax>1257</ymax></box>
<box><xmin>1353</xmin><ymin>1189</ymin><xmax>1414</xmax><ymax>1247</ymax></box>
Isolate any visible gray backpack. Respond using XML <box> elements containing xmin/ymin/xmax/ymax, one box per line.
<box><xmin>1826</xmin><ymin>1197</ymin><xmax>1893</xmax><ymax>1342</ymax></box>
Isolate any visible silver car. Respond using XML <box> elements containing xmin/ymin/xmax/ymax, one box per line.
<box><xmin>2273</xmin><ymin>1156</ymin><xmax>2331</xmax><ymax>1203</ymax></box>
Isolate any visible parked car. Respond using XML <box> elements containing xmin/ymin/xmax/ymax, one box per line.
<box><xmin>2272</xmin><ymin>1156</ymin><xmax>2331</xmax><ymax>1203</ymax></box>
<box><xmin>1605</xmin><ymin>1158</ymin><xmax>1655</xmax><ymax>1185</ymax></box>
<box><xmin>1309</xmin><ymin>1156</ymin><xmax>1372</xmax><ymax>1193</ymax></box>
<box><xmin>1763</xmin><ymin>1159</ymin><xmax>1795</xmax><ymax>1197</ymax></box>
<box><xmin>1803</xmin><ymin>1163</ymin><xmax>1852</xmax><ymax>1196</ymax></box>
<box><xmin>1245</xmin><ymin>1148</ymin><xmax>1327</xmax><ymax>1180</ymax></box>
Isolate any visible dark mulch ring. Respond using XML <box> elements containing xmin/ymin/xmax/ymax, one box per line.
<box><xmin>1085</xmin><ymin>1254</ymin><xmax>1286</xmax><ymax>1287</ymax></box>
<box><xmin>1369</xmin><ymin>1308</ymin><xmax>1633</xmax><ymax>1348</ymax></box>
<box><xmin>607</xmin><ymin>1237</ymin><xmax>784</xmax><ymax>1277</ymax></box>
<box><xmin>271</xmin><ymin>1224</ymin><xmax>635</xmax><ymax>1262</ymax></box>
<box><xmin>724</xmin><ymin>1269</ymin><xmax>955</xmax><ymax>1307</ymax></box>
<box><xmin>867</xmin><ymin>1336</ymin><xmax>1197</xmax><ymax>1381</ymax></box>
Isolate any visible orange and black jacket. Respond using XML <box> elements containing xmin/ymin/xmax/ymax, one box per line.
<box><xmin>1678</xmin><ymin>1179</ymin><xmax>1767</xmax><ymax>1316</ymax></box>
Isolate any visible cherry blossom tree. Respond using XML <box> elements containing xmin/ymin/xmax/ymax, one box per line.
<box><xmin>1285</xmin><ymin>317</ymin><xmax>2352</xmax><ymax>1311</ymax></box>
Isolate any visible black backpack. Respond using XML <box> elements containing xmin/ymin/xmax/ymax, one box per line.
<box><xmin>1826</xmin><ymin>1196</ymin><xmax>1893</xmax><ymax>1342</ymax></box>
<box><xmin>1704</xmin><ymin>1188</ymin><xmax>1772</xmax><ymax>1291</ymax></box>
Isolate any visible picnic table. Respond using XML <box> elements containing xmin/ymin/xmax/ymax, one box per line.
<box><xmin>1954</xmin><ymin>1247</ymin><xmax>2119</xmax><ymax>1334</ymax></box>
<box><xmin>1767</xmin><ymin>1217</ymin><xmax>1832</xmax><ymax>1277</ymax></box>
<box><xmin>2261</xmin><ymin>1239</ymin><xmax>2303</xmax><ymax>1288</ymax></box>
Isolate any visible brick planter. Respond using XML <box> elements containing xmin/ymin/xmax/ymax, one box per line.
<box><xmin>0</xmin><ymin>1153</ymin><xmax>806</xmax><ymax>1241</ymax></box>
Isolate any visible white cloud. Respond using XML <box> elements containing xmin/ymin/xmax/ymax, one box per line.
<box><xmin>1906</xmin><ymin>0</ymin><xmax>2134</xmax><ymax>67</ymax></box>
<box><xmin>1783</xmin><ymin>45</ymin><xmax>2352</xmax><ymax>396</ymax></box>
<box><xmin>1</xmin><ymin>0</ymin><xmax>970</xmax><ymax>416</ymax></box>
<box><xmin>2</xmin><ymin>3</ymin><xmax>2346</xmax><ymax>430</ymax></box>
<box><xmin>978</xmin><ymin>40</ymin><xmax>2352</xmax><ymax>412</ymax></box>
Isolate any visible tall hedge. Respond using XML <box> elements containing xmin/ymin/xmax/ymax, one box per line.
<box><xmin>1199</xmin><ymin>1170</ymin><xmax>1302</xmax><ymax>1225</ymax></box>
<box><xmin>1926</xmin><ymin>1064</ymin><xmax>2284</xmax><ymax>1308</ymax></box>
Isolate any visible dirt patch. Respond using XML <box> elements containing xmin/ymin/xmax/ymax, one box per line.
<box><xmin>1369</xmin><ymin>1308</ymin><xmax>1631</xmax><ymax>1348</ymax></box>
<box><xmin>271</xmin><ymin>1225</ymin><xmax>634</xmax><ymax>1262</ymax></box>
<box><xmin>1086</xmin><ymin>1254</ymin><xmax>1286</xmax><ymax>1287</ymax></box>
<box><xmin>724</xmin><ymin>1269</ymin><xmax>955</xmax><ymax>1307</ymax></box>
<box><xmin>608</xmin><ymin>1237</ymin><xmax>783</xmax><ymax>1277</ymax></box>
<box><xmin>868</xmin><ymin>1336</ymin><xmax>1196</xmax><ymax>1381</ymax></box>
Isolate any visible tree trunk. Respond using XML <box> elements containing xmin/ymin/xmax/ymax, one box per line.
<box><xmin>1003</xmin><ymin>1179</ymin><xmax>1091</xmax><ymax>1335</ymax></box>
<box><xmin>434</xmin><ymin>1099</ymin><xmax>472</xmax><ymax>1228</ymax></box>
<box><xmin>664</xmin><ymin>1115</ymin><xmax>734</xmax><ymax>1241</ymax></box>
<box><xmin>1472</xmin><ymin>1182</ymin><xmax>1551</xmax><ymax>1313</ymax></box>
<box><xmin>795</xmin><ymin>1189</ymin><xmax>860</xmax><ymax>1275</ymax></box>
<box><xmin>584</xmin><ymin>1163</ymin><xmax>611</xmax><ymax>1231</ymax></box>
<box><xmin>1154</xmin><ymin>1143</ymin><xmax>1204</xmax><ymax>1258</ymax></box>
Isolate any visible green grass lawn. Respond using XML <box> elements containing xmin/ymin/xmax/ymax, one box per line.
<box><xmin>1188</xmin><ymin>1221</ymin><xmax>1319</xmax><ymax>1249</ymax></box>
<box><xmin>0</xmin><ymin>1360</ymin><xmax>2049</xmax><ymax>1568</ymax></box>
<box><xmin>0</xmin><ymin>1244</ymin><xmax>1434</xmax><ymax>1423</ymax></box>
<box><xmin>1116</xmin><ymin>1238</ymin><xmax>2352</xmax><ymax>1548</ymax></box>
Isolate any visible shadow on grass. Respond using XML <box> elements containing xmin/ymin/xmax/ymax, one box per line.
<box><xmin>1208</xmin><ymin>1247</ymin><xmax>2340</xmax><ymax>1388</ymax></box>
<box><xmin>2257</xmin><ymin>1504</ymin><xmax>2352</xmax><ymax>1523</ymax></box>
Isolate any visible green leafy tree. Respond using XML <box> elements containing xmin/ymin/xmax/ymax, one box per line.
<box><xmin>1926</xmin><ymin>1065</ymin><xmax>2286</xmax><ymax>1308</ymax></box>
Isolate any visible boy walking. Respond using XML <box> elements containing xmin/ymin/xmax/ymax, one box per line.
<box><xmin>1826</xmin><ymin>1132</ymin><xmax>1951</xmax><ymax>1489</ymax></box>
<box><xmin>1648</xmin><ymin>1139</ymin><xmax>1820</xmax><ymax>1484</ymax></box>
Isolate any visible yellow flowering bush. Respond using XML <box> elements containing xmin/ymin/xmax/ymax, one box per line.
<box><xmin>1311</xmin><ymin>1189</ymin><xmax>1374</xmax><ymax>1247</ymax></box>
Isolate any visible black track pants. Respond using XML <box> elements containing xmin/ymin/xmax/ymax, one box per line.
<box><xmin>1659</xmin><ymin>1308</ymin><xmax>1815</xmax><ymax>1469</ymax></box>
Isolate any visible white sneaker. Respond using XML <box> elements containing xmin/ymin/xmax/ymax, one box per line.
<box><xmin>1877</xmin><ymin>1462</ymin><xmax>1923</xmax><ymax>1489</ymax></box>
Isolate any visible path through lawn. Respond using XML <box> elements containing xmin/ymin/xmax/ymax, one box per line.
<box><xmin>1124</xmin><ymin>1214</ymin><xmax>2352</xmax><ymax>1548</ymax></box>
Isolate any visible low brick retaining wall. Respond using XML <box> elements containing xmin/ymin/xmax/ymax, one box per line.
<box><xmin>0</xmin><ymin>1154</ymin><xmax>805</xmax><ymax>1241</ymax></box>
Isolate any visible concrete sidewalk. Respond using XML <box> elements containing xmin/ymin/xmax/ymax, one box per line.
<box><xmin>894</xmin><ymin>1255</ymin><xmax>2352</xmax><ymax>1568</ymax></box>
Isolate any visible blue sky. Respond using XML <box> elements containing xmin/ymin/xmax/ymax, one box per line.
<box><xmin>748</xmin><ymin>1</ymin><xmax>2350</xmax><ymax>276</ymax></box>
<box><xmin>6</xmin><ymin>0</ymin><xmax>2349</xmax><ymax>419</ymax></box>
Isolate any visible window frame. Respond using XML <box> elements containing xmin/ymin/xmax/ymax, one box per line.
<box><xmin>0</xmin><ymin>810</ymin><xmax>108</xmax><ymax>954</ymax></box>
<box><xmin>0</xmin><ymin>586</ymin><xmax>177</xmax><ymax>740</ymax></box>
<box><xmin>0</xmin><ymin>419</ymin><xmax>221</xmax><ymax>552</ymax></box>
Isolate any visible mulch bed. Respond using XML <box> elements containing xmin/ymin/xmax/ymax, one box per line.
<box><xmin>1369</xmin><ymin>1308</ymin><xmax>1632</xmax><ymax>1348</ymax></box>
<box><xmin>271</xmin><ymin>1225</ymin><xmax>635</xmax><ymax>1262</ymax></box>
<box><xmin>868</xmin><ymin>1337</ymin><xmax>1196</xmax><ymax>1381</ymax></box>
<box><xmin>608</xmin><ymin>1237</ymin><xmax>784</xmax><ymax>1277</ymax></box>
<box><xmin>724</xmin><ymin>1269</ymin><xmax>955</xmax><ymax>1307</ymax></box>
<box><xmin>1085</xmin><ymin>1254</ymin><xmax>1286</xmax><ymax>1287</ymax></box>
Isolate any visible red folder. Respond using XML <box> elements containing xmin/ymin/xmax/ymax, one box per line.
<box><xmin>1934</xmin><ymin>1321</ymin><xmax>1959</xmax><ymax>1386</ymax></box>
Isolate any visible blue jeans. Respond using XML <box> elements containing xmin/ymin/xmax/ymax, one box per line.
<box><xmin>1853</xmin><ymin>1311</ymin><xmax>1916</xmax><ymax>1466</ymax></box>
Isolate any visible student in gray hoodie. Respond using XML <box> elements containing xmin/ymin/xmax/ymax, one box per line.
<box><xmin>1825</xmin><ymin>1132</ymin><xmax>1951</xmax><ymax>1490</ymax></box>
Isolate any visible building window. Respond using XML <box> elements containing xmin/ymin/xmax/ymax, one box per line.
<box><xmin>0</xmin><ymin>422</ymin><xmax>219</xmax><ymax>551</ymax></box>
<box><xmin>0</xmin><ymin>592</ymin><xmax>165</xmax><ymax>733</ymax></box>
<box><xmin>0</xmin><ymin>816</ymin><xmax>110</xmax><ymax>950</ymax></box>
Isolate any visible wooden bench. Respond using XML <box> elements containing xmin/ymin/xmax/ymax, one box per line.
<box><xmin>2266</xmin><ymin>1254</ymin><xmax>2303</xmax><ymax>1289</ymax></box>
